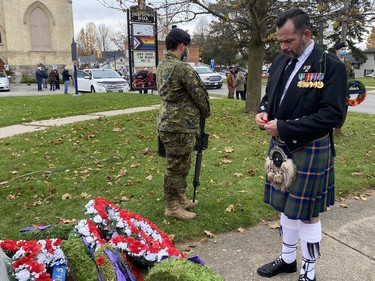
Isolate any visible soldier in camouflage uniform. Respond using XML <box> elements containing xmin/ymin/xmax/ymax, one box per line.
<box><xmin>334</xmin><ymin>42</ymin><xmax>355</xmax><ymax>135</ymax></box>
<box><xmin>157</xmin><ymin>28</ymin><xmax>211</xmax><ymax>220</ymax></box>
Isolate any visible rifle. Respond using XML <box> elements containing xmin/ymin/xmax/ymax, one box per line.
<box><xmin>192</xmin><ymin>118</ymin><xmax>209</xmax><ymax>202</ymax></box>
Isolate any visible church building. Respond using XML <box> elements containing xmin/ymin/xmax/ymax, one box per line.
<box><xmin>0</xmin><ymin>0</ymin><xmax>74</xmax><ymax>81</ymax></box>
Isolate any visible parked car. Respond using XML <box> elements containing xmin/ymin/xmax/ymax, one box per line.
<box><xmin>76</xmin><ymin>69</ymin><xmax>127</xmax><ymax>93</ymax></box>
<box><xmin>193</xmin><ymin>66</ymin><xmax>223</xmax><ymax>89</ymax></box>
<box><xmin>0</xmin><ymin>70</ymin><xmax>11</xmax><ymax>91</ymax></box>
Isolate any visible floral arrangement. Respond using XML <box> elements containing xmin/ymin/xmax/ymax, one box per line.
<box><xmin>0</xmin><ymin>238</ymin><xmax>65</xmax><ymax>281</ymax></box>
<box><xmin>75</xmin><ymin>197</ymin><xmax>184</xmax><ymax>268</ymax></box>
<box><xmin>347</xmin><ymin>79</ymin><xmax>367</xmax><ymax>106</ymax></box>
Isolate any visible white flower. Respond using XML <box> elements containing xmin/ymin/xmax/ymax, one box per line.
<box><xmin>93</xmin><ymin>215</ymin><xmax>103</xmax><ymax>223</ymax></box>
<box><xmin>14</xmin><ymin>269</ymin><xmax>31</xmax><ymax>281</ymax></box>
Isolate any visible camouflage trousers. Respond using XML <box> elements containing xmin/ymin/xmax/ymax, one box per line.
<box><xmin>158</xmin><ymin>131</ymin><xmax>196</xmax><ymax>201</ymax></box>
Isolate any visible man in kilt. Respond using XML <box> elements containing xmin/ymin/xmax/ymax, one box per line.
<box><xmin>255</xmin><ymin>9</ymin><xmax>347</xmax><ymax>281</ymax></box>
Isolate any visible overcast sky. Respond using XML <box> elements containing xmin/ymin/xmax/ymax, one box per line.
<box><xmin>71</xmin><ymin>0</ymin><xmax>199</xmax><ymax>35</ymax></box>
<box><xmin>72</xmin><ymin>0</ymin><xmax>127</xmax><ymax>34</ymax></box>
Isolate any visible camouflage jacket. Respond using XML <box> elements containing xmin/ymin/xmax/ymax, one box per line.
<box><xmin>156</xmin><ymin>52</ymin><xmax>210</xmax><ymax>134</ymax></box>
<box><xmin>343</xmin><ymin>58</ymin><xmax>355</xmax><ymax>79</ymax></box>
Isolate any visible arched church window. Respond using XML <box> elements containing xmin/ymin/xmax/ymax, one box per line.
<box><xmin>29</xmin><ymin>7</ymin><xmax>51</xmax><ymax>51</ymax></box>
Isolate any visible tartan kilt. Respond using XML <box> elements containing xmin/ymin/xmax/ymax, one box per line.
<box><xmin>263</xmin><ymin>135</ymin><xmax>335</xmax><ymax>221</ymax></box>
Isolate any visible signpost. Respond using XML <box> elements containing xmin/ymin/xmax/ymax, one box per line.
<box><xmin>127</xmin><ymin>4</ymin><xmax>158</xmax><ymax>92</ymax></box>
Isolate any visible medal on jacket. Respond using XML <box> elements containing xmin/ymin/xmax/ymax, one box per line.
<box><xmin>297</xmin><ymin>73</ymin><xmax>304</xmax><ymax>88</ymax></box>
<box><xmin>317</xmin><ymin>73</ymin><xmax>324</xmax><ymax>88</ymax></box>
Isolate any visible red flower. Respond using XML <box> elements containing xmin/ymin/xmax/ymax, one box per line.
<box><xmin>36</xmin><ymin>273</ymin><xmax>53</xmax><ymax>281</ymax></box>
<box><xmin>96</xmin><ymin>257</ymin><xmax>106</xmax><ymax>266</ymax></box>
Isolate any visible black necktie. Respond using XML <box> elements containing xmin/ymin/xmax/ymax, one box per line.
<box><xmin>275</xmin><ymin>58</ymin><xmax>298</xmax><ymax>110</ymax></box>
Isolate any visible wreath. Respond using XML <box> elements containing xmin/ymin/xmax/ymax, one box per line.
<box><xmin>346</xmin><ymin>79</ymin><xmax>367</xmax><ymax>106</ymax></box>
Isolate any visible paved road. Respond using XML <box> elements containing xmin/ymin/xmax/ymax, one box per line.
<box><xmin>2</xmin><ymin>84</ymin><xmax>375</xmax><ymax>114</ymax></box>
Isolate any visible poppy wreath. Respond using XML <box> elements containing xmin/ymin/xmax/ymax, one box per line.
<box><xmin>76</xmin><ymin>197</ymin><xmax>184</xmax><ymax>269</ymax></box>
<box><xmin>346</xmin><ymin>79</ymin><xmax>367</xmax><ymax>106</ymax></box>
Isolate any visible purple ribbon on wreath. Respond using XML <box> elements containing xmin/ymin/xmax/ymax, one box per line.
<box><xmin>103</xmin><ymin>249</ymin><xmax>137</xmax><ymax>281</ymax></box>
<box><xmin>82</xmin><ymin>237</ymin><xmax>105</xmax><ymax>281</ymax></box>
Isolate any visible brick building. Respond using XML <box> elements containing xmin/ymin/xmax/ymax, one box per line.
<box><xmin>0</xmin><ymin>0</ymin><xmax>74</xmax><ymax>81</ymax></box>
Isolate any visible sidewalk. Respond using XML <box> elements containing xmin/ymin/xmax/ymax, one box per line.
<box><xmin>177</xmin><ymin>190</ymin><xmax>375</xmax><ymax>280</ymax></box>
<box><xmin>0</xmin><ymin>98</ymin><xmax>374</xmax><ymax>280</ymax></box>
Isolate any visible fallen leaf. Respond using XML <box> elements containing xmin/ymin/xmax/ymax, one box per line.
<box><xmin>233</xmin><ymin>172</ymin><xmax>242</xmax><ymax>177</ymax></box>
<box><xmin>221</xmin><ymin>159</ymin><xmax>232</xmax><ymax>164</ymax></box>
<box><xmin>351</xmin><ymin>172</ymin><xmax>363</xmax><ymax>176</ymax></box>
<box><xmin>268</xmin><ymin>222</ymin><xmax>280</xmax><ymax>229</ymax></box>
<box><xmin>340</xmin><ymin>203</ymin><xmax>348</xmax><ymax>208</ymax></box>
<box><xmin>204</xmin><ymin>230</ymin><xmax>215</xmax><ymax>238</ymax></box>
<box><xmin>145</xmin><ymin>175</ymin><xmax>153</xmax><ymax>181</ymax></box>
<box><xmin>113</xmin><ymin>127</ymin><xmax>123</xmax><ymax>132</ymax></box>
<box><xmin>62</xmin><ymin>193</ymin><xmax>73</xmax><ymax>200</ymax></box>
<box><xmin>237</xmin><ymin>227</ymin><xmax>246</xmax><ymax>233</ymax></box>
<box><xmin>225</xmin><ymin>146</ymin><xmax>234</xmax><ymax>153</ymax></box>
<box><xmin>225</xmin><ymin>204</ymin><xmax>235</xmax><ymax>212</ymax></box>
<box><xmin>115</xmin><ymin>169</ymin><xmax>128</xmax><ymax>179</ymax></box>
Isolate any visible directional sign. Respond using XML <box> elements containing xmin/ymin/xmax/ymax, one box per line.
<box><xmin>133</xmin><ymin>36</ymin><xmax>156</xmax><ymax>50</ymax></box>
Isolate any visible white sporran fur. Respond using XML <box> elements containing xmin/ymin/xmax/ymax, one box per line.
<box><xmin>265</xmin><ymin>146</ymin><xmax>296</xmax><ymax>192</ymax></box>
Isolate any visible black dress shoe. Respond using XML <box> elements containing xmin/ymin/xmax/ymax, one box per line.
<box><xmin>257</xmin><ymin>256</ymin><xmax>297</xmax><ymax>278</ymax></box>
<box><xmin>298</xmin><ymin>274</ymin><xmax>316</xmax><ymax>281</ymax></box>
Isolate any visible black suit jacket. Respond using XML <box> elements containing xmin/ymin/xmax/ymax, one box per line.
<box><xmin>259</xmin><ymin>44</ymin><xmax>348</xmax><ymax>152</ymax></box>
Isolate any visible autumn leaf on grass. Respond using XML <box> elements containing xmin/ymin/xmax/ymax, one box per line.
<box><xmin>146</xmin><ymin>175</ymin><xmax>153</xmax><ymax>181</ymax></box>
<box><xmin>115</xmin><ymin>169</ymin><xmax>128</xmax><ymax>179</ymax></box>
<box><xmin>62</xmin><ymin>193</ymin><xmax>73</xmax><ymax>200</ymax></box>
<box><xmin>212</xmin><ymin>134</ymin><xmax>220</xmax><ymax>139</ymax></box>
<box><xmin>204</xmin><ymin>230</ymin><xmax>215</xmax><ymax>238</ymax></box>
<box><xmin>233</xmin><ymin>172</ymin><xmax>242</xmax><ymax>178</ymax></box>
<box><xmin>221</xmin><ymin>159</ymin><xmax>232</xmax><ymax>164</ymax></box>
<box><xmin>225</xmin><ymin>204</ymin><xmax>235</xmax><ymax>212</ymax></box>
<box><xmin>131</xmin><ymin>163</ymin><xmax>140</xmax><ymax>168</ymax></box>
<box><xmin>247</xmin><ymin>168</ymin><xmax>256</xmax><ymax>176</ymax></box>
<box><xmin>225</xmin><ymin>146</ymin><xmax>234</xmax><ymax>153</ymax></box>
<box><xmin>141</xmin><ymin>148</ymin><xmax>150</xmax><ymax>155</ymax></box>
<box><xmin>113</xmin><ymin>127</ymin><xmax>123</xmax><ymax>132</ymax></box>
<box><xmin>351</xmin><ymin>172</ymin><xmax>363</xmax><ymax>176</ymax></box>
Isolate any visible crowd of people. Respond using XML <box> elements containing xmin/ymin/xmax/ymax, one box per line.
<box><xmin>35</xmin><ymin>66</ymin><xmax>72</xmax><ymax>93</ymax></box>
<box><xmin>226</xmin><ymin>66</ymin><xmax>248</xmax><ymax>100</ymax></box>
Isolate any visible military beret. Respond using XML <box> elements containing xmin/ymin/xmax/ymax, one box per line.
<box><xmin>168</xmin><ymin>28</ymin><xmax>191</xmax><ymax>45</ymax></box>
<box><xmin>334</xmin><ymin>42</ymin><xmax>347</xmax><ymax>50</ymax></box>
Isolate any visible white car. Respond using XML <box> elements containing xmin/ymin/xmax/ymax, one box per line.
<box><xmin>193</xmin><ymin>66</ymin><xmax>223</xmax><ymax>89</ymax></box>
<box><xmin>0</xmin><ymin>70</ymin><xmax>11</xmax><ymax>91</ymax></box>
<box><xmin>76</xmin><ymin>69</ymin><xmax>127</xmax><ymax>93</ymax></box>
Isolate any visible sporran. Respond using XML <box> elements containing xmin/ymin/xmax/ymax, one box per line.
<box><xmin>265</xmin><ymin>143</ymin><xmax>296</xmax><ymax>192</ymax></box>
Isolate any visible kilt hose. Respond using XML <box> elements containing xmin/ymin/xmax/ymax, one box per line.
<box><xmin>264</xmin><ymin>134</ymin><xmax>334</xmax><ymax>221</ymax></box>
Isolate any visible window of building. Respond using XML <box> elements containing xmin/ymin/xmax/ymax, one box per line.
<box><xmin>29</xmin><ymin>7</ymin><xmax>51</xmax><ymax>51</ymax></box>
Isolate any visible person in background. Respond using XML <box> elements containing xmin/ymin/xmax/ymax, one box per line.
<box><xmin>54</xmin><ymin>69</ymin><xmax>60</xmax><ymax>90</ymax></box>
<box><xmin>235</xmin><ymin>71</ymin><xmax>246</xmax><ymax>100</ymax></box>
<box><xmin>226</xmin><ymin>66</ymin><xmax>236</xmax><ymax>99</ymax></box>
<box><xmin>255</xmin><ymin>8</ymin><xmax>347</xmax><ymax>281</ymax></box>
<box><xmin>333</xmin><ymin>42</ymin><xmax>355</xmax><ymax>136</ymax></box>
<box><xmin>49</xmin><ymin>70</ymin><xmax>57</xmax><ymax>91</ymax></box>
<box><xmin>62</xmin><ymin>67</ymin><xmax>72</xmax><ymax>94</ymax></box>
<box><xmin>136</xmin><ymin>67</ymin><xmax>149</xmax><ymax>94</ymax></box>
<box><xmin>156</xmin><ymin>27</ymin><xmax>210</xmax><ymax>220</ymax></box>
<box><xmin>35</xmin><ymin>67</ymin><xmax>46</xmax><ymax>91</ymax></box>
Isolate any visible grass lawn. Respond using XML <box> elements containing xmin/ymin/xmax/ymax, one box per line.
<box><xmin>0</xmin><ymin>94</ymin><xmax>374</xmax><ymax>242</ymax></box>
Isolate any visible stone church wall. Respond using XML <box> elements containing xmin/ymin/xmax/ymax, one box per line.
<box><xmin>0</xmin><ymin>0</ymin><xmax>74</xmax><ymax>82</ymax></box>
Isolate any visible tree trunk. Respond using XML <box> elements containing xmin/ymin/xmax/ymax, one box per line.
<box><xmin>244</xmin><ymin>40</ymin><xmax>265</xmax><ymax>114</ymax></box>
<box><xmin>244</xmin><ymin>0</ymin><xmax>269</xmax><ymax>114</ymax></box>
